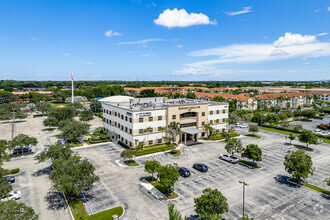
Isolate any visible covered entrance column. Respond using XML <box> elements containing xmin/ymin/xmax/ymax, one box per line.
<box><xmin>180</xmin><ymin>128</ymin><xmax>205</xmax><ymax>144</ymax></box>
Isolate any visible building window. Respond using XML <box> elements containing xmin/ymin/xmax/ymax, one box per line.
<box><xmin>114</xmin><ymin>112</ymin><xmax>117</xmax><ymax>117</ymax></box>
<box><xmin>149</xmin><ymin>128</ymin><xmax>153</xmax><ymax>132</ymax></box>
<box><xmin>216</xmin><ymin>110</ymin><xmax>219</xmax><ymax>114</ymax></box>
<box><xmin>114</xmin><ymin>122</ymin><xmax>117</xmax><ymax>126</ymax></box>
<box><xmin>158</xmin><ymin>116</ymin><xmax>162</xmax><ymax>121</ymax></box>
<box><xmin>172</xmin><ymin>115</ymin><xmax>176</xmax><ymax>120</ymax></box>
<box><xmin>125</xmin><ymin>116</ymin><xmax>128</xmax><ymax>121</ymax></box>
<box><xmin>129</xmin><ymin>129</ymin><xmax>132</xmax><ymax>134</ymax></box>
<box><xmin>157</xmin><ymin>139</ymin><xmax>162</xmax><ymax>144</ymax></box>
<box><xmin>139</xmin><ymin>129</ymin><xmax>143</xmax><ymax>134</ymax></box>
<box><xmin>222</xmin><ymin>109</ymin><xmax>226</xmax><ymax>113</ymax></box>
<box><xmin>149</xmin><ymin>140</ymin><xmax>153</xmax><ymax>145</ymax></box>
<box><xmin>129</xmin><ymin>142</ymin><xmax>132</xmax><ymax>147</ymax></box>
<box><xmin>149</xmin><ymin>117</ymin><xmax>153</xmax><ymax>122</ymax></box>
<box><xmin>125</xmin><ymin>127</ymin><xmax>128</xmax><ymax>132</ymax></box>
<box><xmin>139</xmin><ymin>118</ymin><xmax>143</xmax><ymax>123</ymax></box>
<box><xmin>130</xmin><ymin>118</ymin><xmax>132</xmax><ymax>123</ymax></box>
<box><xmin>109</xmin><ymin>111</ymin><xmax>112</xmax><ymax>115</ymax></box>
<box><xmin>118</xmin><ymin>113</ymin><xmax>120</xmax><ymax>118</ymax></box>
<box><xmin>202</xmin><ymin>112</ymin><xmax>205</xmax><ymax>116</ymax></box>
<box><xmin>202</xmin><ymin>122</ymin><xmax>205</xmax><ymax>126</ymax></box>
<box><xmin>210</xmin><ymin>111</ymin><xmax>213</xmax><ymax>115</ymax></box>
<box><xmin>121</xmin><ymin>115</ymin><xmax>124</xmax><ymax>120</ymax></box>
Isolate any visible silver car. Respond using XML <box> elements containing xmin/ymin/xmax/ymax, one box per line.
<box><xmin>219</xmin><ymin>154</ymin><xmax>238</xmax><ymax>164</ymax></box>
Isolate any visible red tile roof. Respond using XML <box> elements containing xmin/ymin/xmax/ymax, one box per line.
<box><xmin>255</xmin><ymin>92</ymin><xmax>309</xmax><ymax>100</ymax></box>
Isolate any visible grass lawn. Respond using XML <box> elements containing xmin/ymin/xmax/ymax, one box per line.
<box><xmin>68</xmin><ymin>198</ymin><xmax>124</xmax><ymax>220</ymax></box>
<box><xmin>289</xmin><ymin>178</ymin><xmax>330</xmax><ymax>196</ymax></box>
<box><xmin>123</xmin><ymin>160</ymin><xmax>139</xmax><ymax>166</ymax></box>
<box><xmin>238</xmin><ymin>159</ymin><xmax>262</xmax><ymax>169</ymax></box>
<box><xmin>260</xmin><ymin>127</ymin><xmax>330</xmax><ymax>144</ymax></box>
<box><xmin>50</xmin><ymin>103</ymin><xmax>68</xmax><ymax>107</ymax></box>
<box><xmin>53</xmin><ymin>134</ymin><xmax>62</xmax><ymax>137</ymax></box>
<box><xmin>244</xmin><ymin>134</ymin><xmax>261</xmax><ymax>139</ymax></box>
<box><xmin>168</xmin><ymin>150</ymin><xmax>181</xmax><ymax>157</ymax></box>
<box><xmin>219</xmin><ymin>140</ymin><xmax>228</xmax><ymax>143</ymax></box>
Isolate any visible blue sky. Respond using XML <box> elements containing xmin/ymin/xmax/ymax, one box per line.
<box><xmin>0</xmin><ymin>0</ymin><xmax>329</xmax><ymax>81</ymax></box>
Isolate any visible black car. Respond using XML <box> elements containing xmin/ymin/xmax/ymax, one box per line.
<box><xmin>193</xmin><ymin>163</ymin><xmax>208</xmax><ymax>172</ymax></box>
<box><xmin>13</xmin><ymin>147</ymin><xmax>32</xmax><ymax>155</ymax></box>
<box><xmin>179</xmin><ymin>167</ymin><xmax>191</xmax><ymax>177</ymax></box>
<box><xmin>4</xmin><ymin>176</ymin><xmax>15</xmax><ymax>183</ymax></box>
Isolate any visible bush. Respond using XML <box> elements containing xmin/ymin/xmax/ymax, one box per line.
<box><xmin>4</xmin><ymin>168</ymin><xmax>20</xmax><ymax>175</ymax></box>
<box><xmin>135</xmin><ymin>144</ymin><xmax>173</xmax><ymax>156</ymax></box>
<box><xmin>118</xmin><ymin>140</ymin><xmax>131</xmax><ymax>149</ymax></box>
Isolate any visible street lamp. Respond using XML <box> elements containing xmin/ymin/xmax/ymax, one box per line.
<box><xmin>239</xmin><ymin>180</ymin><xmax>249</xmax><ymax>217</ymax></box>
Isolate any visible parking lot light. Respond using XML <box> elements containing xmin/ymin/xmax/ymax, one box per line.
<box><xmin>239</xmin><ymin>180</ymin><xmax>249</xmax><ymax>217</ymax></box>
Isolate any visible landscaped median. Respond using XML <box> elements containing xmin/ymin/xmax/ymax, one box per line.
<box><xmin>238</xmin><ymin>159</ymin><xmax>262</xmax><ymax>169</ymax></box>
<box><xmin>244</xmin><ymin>134</ymin><xmax>261</xmax><ymax>139</ymax></box>
<box><xmin>168</xmin><ymin>150</ymin><xmax>181</xmax><ymax>157</ymax></box>
<box><xmin>145</xmin><ymin>177</ymin><xmax>179</xmax><ymax>199</ymax></box>
<box><xmin>288</xmin><ymin>178</ymin><xmax>330</xmax><ymax>196</ymax></box>
<box><xmin>210</xmin><ymin>132</ymin><xmax>240</xmax><ymax>141</ymax></box>
<box><xmin>68</xmin><ymin>198</ymin><xmax>124</xmax><ymax>220</ymax></box>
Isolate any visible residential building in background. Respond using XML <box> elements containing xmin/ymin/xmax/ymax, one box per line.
<box><xmin>101</xmin><ymin>96</ymin><xmax>229</xmax><ymax>147</ymax></box>
<box><xmin>255</xmin><ymin>92</ymin><xmax>313</xmax><ymax>109</ymax></box>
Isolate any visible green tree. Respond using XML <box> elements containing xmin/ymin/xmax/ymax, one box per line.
<box><xmin>0</xmin><ymin>168</ymin><xmax>13</xmax><ymax>199</ymax></box>
<box><xmin>288</xmin><ymin>133</ymin><xmax>295</xmax><ymax>144</ymax></box>
<box><xmin>324</xmin><ymin>178</ymin><xmax>330</xmax><ymax>186</ymax></box>
<box><xmin>35</xmin><ymin>102</ymin><xmax>51</xmax><ymax>115</ymax></box>
<box><xmin>0</xmin><ymin>103</ymin><xmax>27</xmax><ymax>119</ymax></box>
<box><xmin>50</xmin><ymin>156</ymin><xmax>100</xmax><ymax>197</ymax></box>
<box><xmin>283</xmin><ymin>150</ymin><xmax>315</xmax><ymax>181</ymax></box>
<box><xmin>194</xmin><ymin>188</ymin><xmax>229</xmax><ymax>218</ymax></box>
<box><xmin>120</xmin><ymin>149</ymin><xmax>136</xmax><ymax>162</ymax></box>
<box><xmin>43</xmin><ymin>106</ymin><xmax>76</xmax><ymax>127</ymax></box>
<box><xmin>225</xmin><ymin>138</ymin><xmax>243</xmax><ymax>157</ymax></box>
<box><xmin>241</xmin><ymin>144</ymin><xmax>262</xmax><ymax>164</ymax></box>
<box><xmin>241</xmin><ymin>214</ymin><xmax>255</xmax><ymax>220</ymax></box>
<box><xmin>293</xmin><ymin>124</ymin><xmax>303</xmax><ymax>133</ymax></box>
<box><xmin>0</xmin><ymin>140</ymin><xmax>10</xmax><ymax>165</ymax></box>
<box><xmin>144</xmin><ymin>160</ymin><xmax>161</xmax><ymax>181</ymax></box>
<box><xmin>158</xmin><ymin>164</ymin><xmax>180</xmax><ymax>194</ymax></box>
<box><xmin>79</xmin><ymin>109</ymin><xmax>94</xmax><ymax>123</ymax></box>
<box><xmin>0</xmin><ymin>91</ymin><xmax>16</xmax><ymax>103</ymax></box>
<box><xmin>90</xmin><ymin>101</ymin><xmax>102</xmax><ymax>113</ymax></box>
<box><xmin>167</xmin><ymin>122</ymin><xmax>181</xmax><ymax>151</ymax></box>
<box><xmin>9</xmin><ymin>134</ymin><xmax>38</xmax><ymax>152</ymax></box>
<box><xmin>0</xmin><ymin>200</ymin><xmax>38</xmax><ymax>220</ymax></box>
<box><xmin>229</xmin><ymin>111</ymin><xmax>239</xmax><ymax>124</ymax></box>
<box><xmin>203</xmin><ymin>122</ymin><xmax>214</xmax><ymax>139</ymax></box>
<box><xmin>139</xmin><ymin>89</ymin><xmax>156</xmax><ymax>97</ymax></box>
<box><xmin>298</xmin><ymin>130</ymin><xmax>318</xmax><ymax>148</ymax></box>
<box><xmin>212</xmin><ymin>96</ymin><xmax>225</xmax><ymax>102</ymax></box>
<box><xmin>34</xmin><ymin>142</ymin><xmax>75</xmax><ymax>162</ymax></box>
<box><xmin>59</xmin><ymin>120</ymin><xmax>90</xmax><ymax>143</ymax></box>
<box><xmin>248</xmin><ymin>124</ymin><xmax>259</xmax><ymax>135</ymax></box>
<box><xmin>186</xmin><ymin>92</ymin><xmax>196</xmax><ymax>99</ymax></box>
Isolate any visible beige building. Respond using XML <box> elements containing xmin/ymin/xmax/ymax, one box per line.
<box><xmin>101</xmin><ymin>96</ymin><xmax>229</xmax><ymax>148</ymax></box>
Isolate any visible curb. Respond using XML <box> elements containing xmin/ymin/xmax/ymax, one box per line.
<box><xmin>62</xmin><ymin>193</ymin><xmax>75</xmax><ymax>220</ymax></box>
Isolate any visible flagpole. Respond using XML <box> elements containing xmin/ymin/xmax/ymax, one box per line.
<box><xmin>71</xmin><ymin>72</ymin><xmax>74</xmax><ymax>103</ymax></box>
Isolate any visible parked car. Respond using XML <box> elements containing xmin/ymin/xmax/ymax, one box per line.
<box><xmin>235</xmin><ymin>123</ymin><xmax>240</xmax><ymax>127</ymax></box>
<box><xmin>318</xmin><ymin>139</ymin><xmax>323</xmax><ymax>144</ymax></box>
<box><xmin>219</xmin><ymin>154</ymin><xmax>238</xmax><ymax>164</ymax></box>
<box><xmin>179</xmin><ymin>167</ymin><xmax>191</xmax><ymax>177</ymax></box>
<box><xmin>240</xmin><ymin>123</ymin><xmax>248</xmax><ymax>128</ymax></box>
<box><xmin>13</xmin><ymin>146</ymin><xmax>32</xmax><ymax>155</ymax></box>
<box><xmin>0</xmin><ymin>191</ymin><xmax>21</xmax><ymax>202</ymax></box>
<box><xmin>4</xmin><ymin>176</ymin><xmax>15</xmax><ymax>183</ymax></box>
<box><xmin>193</xmin><ymin>163</ymin><xmax>208</xmax><ymax>172</ymax></box>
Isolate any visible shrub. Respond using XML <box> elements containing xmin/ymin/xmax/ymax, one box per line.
<box><xmin>118</xmin><ymin>140</ymin><xmax>131</xmax><ymax>149</ymax></box>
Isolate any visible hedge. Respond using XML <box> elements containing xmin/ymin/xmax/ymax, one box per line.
<box><xmin>118</xmin><ymin>140</ymin><xmax>131</xmax><ymax>149</ymax></box>
<box><xmin>3</xmin><ymin>168</ymin><xmax>20</xmax><ymax>175</ymax></box>
<box><xmin>210</xmin><ymin>133</ymin><xmax>240</xmax><ymax>141</ymax></box>
<box><xmin>135</xmin><ymin>144</ymin><xmax>173</xmax><ymax>156</ymax></box>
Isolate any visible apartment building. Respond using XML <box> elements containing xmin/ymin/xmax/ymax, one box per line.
<box><xmin>255</xmin><ymin>92</ymin><xmax>313</xmax><ymax>109</ymax></box>
<box><xmin>101</xmin><ymin>96</ymin><xmax>229</xmax><ymax>148</ymax></box>
<box><xmin>308</xmin><ymin>91</ymin><xmax>330</xmax><ymax>102</ymax></box>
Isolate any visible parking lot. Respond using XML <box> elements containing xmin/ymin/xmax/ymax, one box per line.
<box><xmin>74</xmin><ymin>128</ymin><xmax>330</xmax><ymax>220</ymax></box>
<box><xmin>290</xmin><ymin>115</ymin><xmax>330</xmax><ymax>134</ymax></box>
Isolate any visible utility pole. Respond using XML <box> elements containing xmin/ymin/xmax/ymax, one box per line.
<box><xmin>239</xmin><ymin>180</ymin><xmax>249</xmax><ymax>217</ymax></box>
<box><xmin>11</xmin><ymin>111</ymin><xmax>15</xmax><ymax>140</ymax></box>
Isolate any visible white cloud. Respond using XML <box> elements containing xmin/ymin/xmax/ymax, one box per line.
<box><xmin>317</xmin><ymin>33</ymin><xmax>328</xmax><ymax>36</ymax></box>
<box><xmin>177</xmin><ymin>44</ymin><xmax>183</xmax><ymax>48</ymax></box>
<box><xmin>90</xmin><ymin>74</ymin><xmax>102</xmax><ymax>79</ymax></box>
<box><xmin>31</xmin><ymin>37</ymin><xmax>37</xmax><ymax>40</ymax></box>
<box><xmin>118</xmin><ymin>39</ymin><xmax>164</xmax><ymax>46</ymax></box>
<box><xmin>62</xmin><ymin>53</ymin><xmax>71</xmax><ymax>56</ymax></box>
<box><xmin>105</xmin><ymin>30</ymin><xmax>122</xmax><ymax>37</ymax></box>
<box><xmin>86</xmin><ymin>61</ymin><xmax>93</xmax><ymax>65</ymax></box>
<box><xmin>273</xmin><ymin>33</ymin><xmax>316</xmax><ymax>47</ymax></box>
<box><xmin>225</xmin><ymin>7</ymin><xmax>252</xmax><ymax>16</ymax></box>
<box><xmin>328</xmin><ymin>6</ymin><xmax>330</xmax><ymax>11</ymax></box>
<box><xmin>174</xmin><ymin>32</ymin><xmax>330</xmax><ymax>76</ymax></box>
<box><xmin>141</xmin><ymin>53</ymin><xmax>156</xmax><ymax>57</ymax></box>
<box><xmin>154</xmin><ymin>8</ymin><xmax>216</xmax><ymax>28</ymax></box>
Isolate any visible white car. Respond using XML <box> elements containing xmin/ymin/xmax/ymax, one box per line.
<box><xmin>0</xmin><ymin>191</ymin><xmax>21</xmax><ymax>202</ymax></box>
<box><xmin>235</xmin><ymin>123</ymin><xmax>240</xmax><ymax>127</ymax></box>
<box><xmin>219</xmin><ymin>154</ymin><xmax>238</xmax><ymax>164</ymax></box>
<box><xmin>318</xmin><ymin>139</ymin><xmax>323</xmax><ymax>144</ymax></box>
<box><xmin>240</xmin><ymin>123</ymin><xmax>248</xmax><ymax>128</ymax></box>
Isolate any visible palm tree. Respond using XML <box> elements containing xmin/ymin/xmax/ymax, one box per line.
<box><xmin>167</xmin><ymin>121</ymin><xmax>181</xmax><ymax>151</ymax></box>
<box><xmin>168</xmin><ymin>203</ymin><xmax>185</xmax><ymax>220</ymax></box>
<box><xmin>134</xmin><ymin>139</ymin><xmax>139</xmax><ymax>148</ymax></box>
<box><xmin>203</xmin><ymin>122</ymin><xmax>213</xmax><ymax>139</ymax></box>
<box><xmin>143</xmin><ymin>127</ymin><xmax>152</xmax><ymax>147</ymax></box>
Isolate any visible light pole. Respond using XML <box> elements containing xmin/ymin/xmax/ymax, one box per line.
<box><xmin>239</xmin><ymin>180</ymin><xmax>249</xmax><ymax>217</ymax></box>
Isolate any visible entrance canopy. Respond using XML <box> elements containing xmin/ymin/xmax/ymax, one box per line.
<box><xmin>181</xmin><ymin>128</ymin><xmax>205</xmax><ymax>135</ymax></box>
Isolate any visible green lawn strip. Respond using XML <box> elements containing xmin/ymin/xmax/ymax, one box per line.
<box><xmin>68</xmin><ymin>198</ymin><xmax>124</xmax><ymax>220</ymax></box>
<box><xmin>244</xmin><ymin>134</ymin><xmax>261</xmax><ymax>139</ymax></box>
<box><xmin>238</xmin><ymin>159</ymin><xmax>262</xmax><ymax>169</ymax></box>
<box><xmin>123</xmin><ymin>160</ymin><xmax>139</xmax><ymax>166</ymax></box>
<box><xmin>3</xmin><ymin>168</ymin><xmax>20</xmax><ymax>176</ymax></box>
<box><xmin>50</xmin><ymin>103</ymin><xmax>68</xmax><ymax>107</ymax></box>
<box><xmin>53</xmin><ymin>134</ymin><xmax>62</xmax><ymax>137</ymax></box>
<box><xmin>219</xmin><ymin>140</ymin><xmax>228</xmax><ymax>143</ymax></box>
<box><xmin>71</xmin><ymin>142</ymin><xmax>83</xmax><ymax>148</ymax></box>
<box><xmin>288</xmin><ymin>178</ymin><xmax>330</xmax><ymax>196</ymax></box>
<box><xmin>210</xmin><ymin>133</ymin><xmax>240</xmax><ymax>141</ymax></box>
<box><xmin>148</xmin><ymin>180</ymin><xmax>179</xmax><ymax>199</ymax></box>
<box><xmin>168</xmin><ymin>150</ymin><xmax>181</xmax><ymax>157</ymax></box>
<box><xmin>135</xmin><ymin>144</ymin><xmax>173</xmax><ymax>156</ymax></box>
<box><xmin>260</xmin><ymin>127</ymin><xmax>330</xmax><ymax>144</ymax></box>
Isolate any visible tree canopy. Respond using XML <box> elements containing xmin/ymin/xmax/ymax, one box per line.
<box><xmin>35</xmin><ymin>102</ymin><xmax>51</xmax><ymax>115</ymax></box>
<box><xmin>241</xmin><ymin>144</ymin><xmax>262</xmax><ymax>163</ymax></box>
<box><xmin>59</xmin><ymin>120</ymin><xmax>90</xmax><ymax>143</ymax></box>
<box><xmin>194</xmin><ymin>188</ymin><xmax>229</xmax><ymax>217</ymax></box>
<box><xmin>225</xmin><ymin>138</ymin><xmax>243</xmax><ymax>156</ymax></box>
<box><xmin>0</xmin><ymin>200</ymin><xmax>38</xmax><ymax>220</ymax></box>
<box><xmin>158</xmin><ymin>164</ymin><xmax>180</xmax><ymax>194</ymax></box>
<box><xmin>120</xmin><ymin>149</ymin><xmax>136</xmax><ymax>162</ymax></box>
<box><xmin>248</xmin><ymin>124</ymin><xmax>259</xmax><ymax>135</ymax></box>
<box><xmin>9</xmin><ymin>134</ymin><xmax>38</xmax><ymax>150</ymax></box>
<box><xmin>283</xmin><ymin>150</ymin><xmax>314</xmax><ymax>181</ymax></box>
<box><xmin>144</xmin><ymin>159</ymin><xmax>161</xmax><ymax>181</ymax></box>
<box><xmin>298</xmin><ymin>130</ymin><xmax>318</xmax><ymax>147</ymax></box>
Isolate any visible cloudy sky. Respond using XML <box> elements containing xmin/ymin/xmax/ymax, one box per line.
<box><xmin>0</xmin><ymin>0</ymin><xmax>329</xmax><ymax>81</ymax></box>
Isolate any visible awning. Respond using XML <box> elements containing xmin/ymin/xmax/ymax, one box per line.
<box><xmin>181</xmin><ymin>128</ymin><xmax>205</xmax><ymax>135</ymax></box>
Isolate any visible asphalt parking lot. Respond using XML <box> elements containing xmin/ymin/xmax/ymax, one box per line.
<box><xmin>74</xmin><ymin>128</ymin><xmax>330</xmax><ymax>220</ymax></box>
<box><xmin>290</xmin><ymin>115</ymin><xmax>330</xmax><ymax>133</ymax></box>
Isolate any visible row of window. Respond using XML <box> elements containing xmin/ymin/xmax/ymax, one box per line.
<box><xmin>139</xmin><ymin>116</ymin><xmax>163</xmax><ymax>123</ymax></box>
<box><xmin>119</xmin><ymin>135</ymin><xmax>163</xmax><ymax>147</ymax></box>
<box><xmin>104</xmin><ymin>109</ymin><xmax>133</xmax><ymax>123</ymax></box>
<box><xmin>104</xmin><ymin>119</ymin><xmax>133</xmax><ymax>135</ymax></box>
